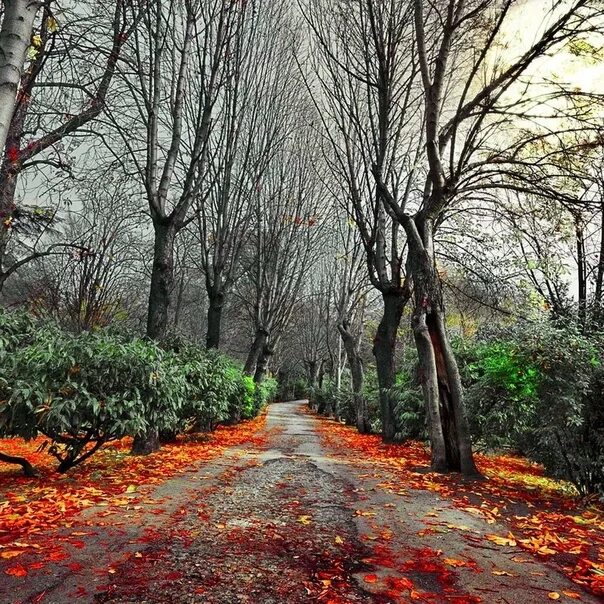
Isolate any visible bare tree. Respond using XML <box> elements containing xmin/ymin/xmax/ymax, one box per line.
<box><xmin>195</xmin><ymin>1</ymin><xmax>299</xmax><ymax>349</ymax></box>
<box><xmin>372</xmin><ymin>0</ymin><xmax>602</xmax><ymax>475</ymax></box>
<box><xmin>0</xmin><ymin>1</ymin><xmax>140</xmax><ymax>292</ymax></box>
<box><xmin>112</xmin><ymin>0</ymin><xmax>248</xmax><ymax>349</ymax></box>
<box><xmin>332</xmin><ymin>213</ymin><xmax>370</xmax><ymax>432</ymax></box>
<box><xmin>30</xmin><ymin>178</ymin><xmax>147</xmax><ymax>331</ymax></box>
<box><xmin>240</xmin><ymin>121</ymin><xmax>326</xmax><ymax>382</ymax></box>
<box><xmin>303</xmin><ymin>0</ymin><xmax>418</xmax><ymax>441</ymax></box>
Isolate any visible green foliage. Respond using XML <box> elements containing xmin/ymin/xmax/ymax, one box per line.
<box><xmin>461</xmin><ymin>322</ymin><xmax>604</xmax><ymax>495</ymax></box>
<box><xmin>392</xmin><ymin>366</ymin><xmax>426</xmax><ymax>442</ymax></box>
<box><xmin>383</xmin><ymin>344</ymin><xmax>426</xmax><ymax>442</ymax></box>
<box><xmin>278</xmin><ymin>376</ymin><xmax>309</xmax><ymax>401</ymax></box>
<box><xmin>175</xmin><ymin>345</ymin><xmax>243</xmax><ymax>431</ymax></box>
<box><xmin>0</xmin><ymin>325</ymin><xmax>185</xmax><ymax>471</ymax></box>
<box><xmin>255</xmin><ymin>376</ymin><xmax>277</xmax><ymax>410</ymax></box>
<box><xmin>0</xmin><ymin>311</ymin><xmax>275</xmax><ymax>472</ymax></box>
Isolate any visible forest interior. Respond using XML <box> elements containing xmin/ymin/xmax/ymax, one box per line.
<box><xmin>1</xmin><ymin>0</ymin><xmax>604</xmax><ymax>602</ymax></box>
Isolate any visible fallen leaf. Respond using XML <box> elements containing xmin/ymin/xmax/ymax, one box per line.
<box><xmin>443</xmin><ymin>558</ymin><xmax>467</xmax><ymax>568</ymax></box>
<box><xmin>364</xmin><ymin>574</ymin><xmax>378</xmax><ymax>583</ymax></box>
<box><xmin>5</xmin><ymin>564</ymin><xmax>27</xmax><ymax>577</ymax></box>
<box><xmin>0</xmin><ymin>550</ymin><xmax>24</xmax><ymax>560</ymax></box>
<box><xmin>548</xmin><ymin>593</ymin><xmax>560</xmax><ymax>600</ymax></box>
<box><xmin>486</xmin><ymin>533</ymin><xmax>517</xmax><ymax>547</ymax></box>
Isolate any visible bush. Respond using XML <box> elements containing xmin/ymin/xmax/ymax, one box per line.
<box><xmin>256</xmin><ymin>376</ymin><xmax>278</xmax><ymax>410</ymax></box>
<box><xmin>462</xmin><ymin>322</ymin><xmax>604</xmax><ymax>495</ymax></box>
<box><xmin>175</xmin><ymin>346</ymin><xmax>244</xmax><ymax>432</ymax></box>
<box><xmin>0</xmin><ymin>326</ymin><xmax>185</xmax><ymax>471</ymax></box>
<box><xmin>389</xmin><ymin>345</ymin><xmax>426</xmax><ymax>442</ymax></box>
<box><xmin>0</xmin><ymin>311</ymin><xmax>276</xmax><ymax>473</ymax></box>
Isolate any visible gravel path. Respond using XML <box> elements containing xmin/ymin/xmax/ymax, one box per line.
<box><xmin>5</xmin><ymin>401</ymin><xmax>598</xmax><ymax>604</ymax></box>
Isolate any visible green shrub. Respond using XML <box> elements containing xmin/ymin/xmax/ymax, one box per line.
<box><xmin>462</xmin><ymin>322</ymin><xmax>604</xmax><ymax>495</ymax></box>
<box><xmin>0</xmin><ymin>311</ymin><xmax>275</xmax><ymax>473</ymax></box>
<box><xmin>0</xmin><ymin>327</ymin><xmax>185</xmax><ymax>471</ymax></box>
<box><xmin>256</xmin><ymin>376</ymin><xmax>277</xmax><ymax>408</ymax></box>
<box><xmin>176</xmin><ymin>347</ymin><xmax>240</xmax><ymax>432</ymax></box>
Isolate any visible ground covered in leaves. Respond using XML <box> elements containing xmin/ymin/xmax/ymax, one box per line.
<box><xmin>0</xmin><ymin>402</ymin><xmax>602</xmax><ymax>603</ymax></box>
<box><xmin>313</xmin><ymin>413</ymin><xmax>604</xmax><ymax>599</ymax></box>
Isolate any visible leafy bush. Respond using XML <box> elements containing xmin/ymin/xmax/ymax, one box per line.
<box><xmin>462</xmin><ymin>322</ymin><xmax>604</xmax><ymax>495</ymax></box>
<box><xmin>255</xmin><ymin>376</ymin><xmax>278</xmax><ymax>411</ymax></box>
<box><xmin>0</xmin><ymin>311</ymin><xmax>276</xmax><ymax>473</ymax></box>
<box><xmin>175</xmin><ymin>347</ymin><xmax>243</xmax><ymax>432</ymax></box>
<box><xmin>393</xmin><ymin>370</ymin><xmax>426</xmax><ymax>442</ymax></box>
<box><xmin>0</xmin><ymin>327</ymin><xmax>185</xmax><ymax>471</ymax></box>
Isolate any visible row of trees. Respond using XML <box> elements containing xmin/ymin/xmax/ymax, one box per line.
<box><xmin>1</xmin><ymin>0</ymin><xmax>604</xmax><ymax>475</ymax></box>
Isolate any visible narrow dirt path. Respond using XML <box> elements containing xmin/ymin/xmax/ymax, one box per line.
<box><xmin>2</xmin><ymin>401</ymin><xmax>598</xmax><ymax>603</ymax></box>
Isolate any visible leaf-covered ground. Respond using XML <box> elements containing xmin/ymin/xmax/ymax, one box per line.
<box><xmin>0</xmin><ymin>402</ymin><xmax>602</xmax><ymax>603</ymax></box>
<box><xmin>312</xmin><ymin>412</ymin><xmax>604</xmax><ymax>601</ymax></box>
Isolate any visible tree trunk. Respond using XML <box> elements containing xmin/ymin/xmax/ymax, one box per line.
<box><xmin>338</xmin><ymin>323</ymin><xmax>369</xmax><ymax>434</ymax></box>
<box><xmin>0</xmin><ymin>0</ymin><xmax>41</xmax><ymax>153</ymax></box>
<box><xmin>206</xmin><ymin>289</ymin><xmax>225</xmax><ymax>349</ymax></box>
<box><xmin>146</xmin><ymin>221</ymin><xmax>176</xmax><ymax>341</ymax></box>
<box><xmin>0</xmin><ymin>156</ymin><xmax>19</xmax><ymax>291</ymax></box>
<box><xmin>244</xmin><ymin>328</ymin><xmax>268</xmax><ymax>375</ymax></box>
<box><xmin>254</xmin><ymin>342</ymin><xmax>273</xmax><ymax>383</ymax></box>
<box><xmin>134</xmin><ymin>221</ymin><xmax>176</xmax><ymax>456</ymax></box>
<box><xmin>306</xmin><ymin>359</ymin><xmax>320</xmax><ymax>389</ymax></box>
<box><xmin>372</xmin><ymin>290</ymin><xmax>404</xmax><ymax>442</ymax></box>
<box><xmin>0</xmin><ymin>451</ymin><xmax>37</xmax><ymax>476</ymax></box>
<box><xmin>575</xmin><ymin>217</ymin><xmax>587</xmax><ymax>327</ymax></box>
<box><xmin>131</xmin><ymin>427</ymin><xmax>160</xmax><ymax>456</ymax></box>
<box><xmin>407</xmin><ymin>215</ymin><xmax>480</xmax><ymax>477</ymax></box>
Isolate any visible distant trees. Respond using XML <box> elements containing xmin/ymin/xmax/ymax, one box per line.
<box><xmin>196</xmin><ymin>1</ymin><xmax>301</xmax><ymax>350</ymax></box>
<box><xmin>331</xmin><ymin>214</ymin><xmax>370</xmax><ymax>432</ymax></box>
<box><xmin>304</xmin><ymin>0</ymin><xmax>416</xmax><ymax>442</ymax></box>
<box><xmin>240</xmin><ymin>122</ymin><xmax>325</xmax><ymax>382</ymax></box>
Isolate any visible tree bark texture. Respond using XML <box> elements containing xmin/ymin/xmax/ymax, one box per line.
<box><xmin>254</xmin><ymin>342</ymin><xmax>273</xmax><ymax>383</ymax></box>
<box><xmin>338</xmin><ymin>323</ymin><xmax>369</xmax><ymax>434</ymax></box>
<box><xmin>407</xmin><ymin>215</ymin><xmax>479</xmax><ymax>477</ymax></box>
<box><xmin>372</xmin><ymin>290</ymin><xmax>405</xmax><ymax>442</ymax></box>
<box><xmin>0</xmin><ymin>450</ymin><xmax>37</xmax><ymax>476</ymax></box>
<box><xmin>0</xmin><ymin>0</ymin><xmax>40</xmax><ymax>153</ymax></box>
<box><xmin>146</xmin><ymin>221</ymin><xmax>176</xmax><ymax>341</ymax></box>
<box><xmin>206</xmin><ymin>289</ymin><xmax>225</xmax><ymax>349</ymax></box>
<box><xmin>244</xmin><ymin>328</ymin><xmax>269</xmax><ymax>376</ymax></box>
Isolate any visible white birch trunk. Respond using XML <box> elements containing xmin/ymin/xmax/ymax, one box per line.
<box><xmin>0</xmin><ymin>0</ymin><xmax>41</xmax><ymax>154</ymax></box>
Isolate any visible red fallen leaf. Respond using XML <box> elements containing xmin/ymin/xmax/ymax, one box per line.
<box><xmin>48</xmin><ymin>549</ymin><xmax>69</xmax><ymax>561</ymax></box>
<box><xmin>164</xmin><ymin>571</ymin><xmax>183</xmax><ymax>581</ymax></box>
<box><xmin>68</xmin><ymin>562</ymin><xmax>84</xmax><ymax>572</ymax></box>
<box><xmin>364</xmin><ymin>573</ymin><xmax>378</xmax><ymax>583</ymax></box>
<box><xmin>386</xmin><ymin>576</ymin><xmax>414</xmax><ymax>591</ymax></box>
<box><xmin>5</xmin><ymin>564</ymin><xmax>27</xmax><ymax>577</ymax></box>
